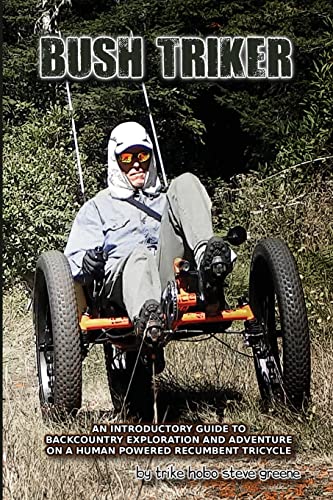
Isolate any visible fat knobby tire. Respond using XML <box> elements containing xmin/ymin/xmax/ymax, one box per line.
<box><xmin>249</xmin><ymin>238</ymin><xmax>311</xmax><ymax>410</ymax></box>
<box><xmin>34</xmin><ymin>250</ymin><xmax>82</xmax><ymax>418</ymax></box>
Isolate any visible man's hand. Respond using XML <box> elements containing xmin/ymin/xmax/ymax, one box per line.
<box><xmin>82</xmin><ymin>248</ymin><xmax>106</xmax><ymax>280</ymax></box>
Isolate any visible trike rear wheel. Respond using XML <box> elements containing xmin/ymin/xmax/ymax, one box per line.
<box><xmin>104</xmin><ymin>344</ymin><xmax>153</xmax><ymax>420</ymax></box>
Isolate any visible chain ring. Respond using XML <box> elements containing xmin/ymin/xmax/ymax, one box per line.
<box><xmin>162</xmin><ymin>280</ymin><xmax>178</xmax><ymax>329</ymax></box>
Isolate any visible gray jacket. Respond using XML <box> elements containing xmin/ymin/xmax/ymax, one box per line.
<box><xmin>64</xmin><ymin>121</ymin><xmax>167</xmax><ymax>280</ymax></box>
<box><xmin>64</xmin><ymin>188</ymin><xmax>166</xmax><ymax>279</ymax></box>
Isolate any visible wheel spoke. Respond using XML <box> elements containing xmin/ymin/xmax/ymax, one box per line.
<box><xmin>39</xmin><ymin>343</ymin><xmax>54</xmax><ymax>352</ymax></box>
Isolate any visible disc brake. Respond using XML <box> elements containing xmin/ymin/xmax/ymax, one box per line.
<box><xmin>245</xmin><ymin>319</ymin><xmax>285</xmax><ymax>399</ymax></box>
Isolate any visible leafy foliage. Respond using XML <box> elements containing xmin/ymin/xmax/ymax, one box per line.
<box><xmin>3</xmin><ymin>0</ymin><xmax>333</xmax><ymax>284</ymax></box>
<box><xmin>3</xmin><ymin>105</ymin><xmax>92</xmax><ymax>283</ymax></box>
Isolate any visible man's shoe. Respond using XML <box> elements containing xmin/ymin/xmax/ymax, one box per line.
<box><xmin>199</xmin><ymin>236</ymin><xmax>233</xmax><ymax>311</ymax></box>
<box><xmin>134</xmin><ymin>299</ymin><xmax>165</xmax><ymax>342</ymax></box>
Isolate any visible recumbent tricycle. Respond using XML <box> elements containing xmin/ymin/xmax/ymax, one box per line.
<box><xmin>33</xmin><ymin>227</ymin><xmax>311</xmax><ymax>420</ymax></box>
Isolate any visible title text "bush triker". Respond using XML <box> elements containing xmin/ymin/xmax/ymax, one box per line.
<box><xmin>39</xmin><ymin>36</ymin><xmax>293</xmax><ymax>81</ymax></box>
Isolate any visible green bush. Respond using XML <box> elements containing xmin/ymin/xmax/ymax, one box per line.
<box><xmin>212</xmin><ymin>162</ymin><xmax>333</xmax><ymax>336</ymax></box>
<box><xmin>3</xmin><ymin>0</ymin><xmax>333</xmax><ymax>289</ymax></box>
<box><xmin>3</xmin><ymin>104</ymin><xmax>99</xmax><ymax>286</ymax></box>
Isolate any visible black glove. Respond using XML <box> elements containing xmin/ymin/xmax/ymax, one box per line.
<box><xmin>82</xmin><ymin>248</ymin><xmax>106</xmax><ymax>280</ymax></box>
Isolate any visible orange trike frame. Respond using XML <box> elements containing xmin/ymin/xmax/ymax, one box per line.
<box><xmin>79</xmin><ymin>289</ymin><xmax>255</xmax><ymax>333</ymax></box>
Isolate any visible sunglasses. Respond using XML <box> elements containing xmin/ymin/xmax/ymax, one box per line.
<box><xmin>118</xmin><ymin>151</ymin><xmax>151</xmax><ymax>164</ymax></box>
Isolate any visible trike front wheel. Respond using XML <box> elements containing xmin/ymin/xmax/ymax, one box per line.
<box><xmin>249</xmin><ymin>238</ymin><xmax>311</xmax><ymax>411</ymax></box>
<box><xmin>34</xmin><ymin>251</ymin><xmax>82</xmax><ymax>419</ymax></box>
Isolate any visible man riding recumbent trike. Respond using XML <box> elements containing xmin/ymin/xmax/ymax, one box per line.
<box><xmin>33</xmin><ymin>122</ymin><xmax>311</xmax><ymax>420</ymax></box>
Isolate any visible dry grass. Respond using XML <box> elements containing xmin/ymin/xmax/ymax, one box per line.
<box><xmin>3</xmin><ymin>167</ymin><xmax>333</xmax><ymax>498</ymax></box>
<box><xmin>3</xmin><ymin>283</ymin><xmax>333</xmax><ymax>499</ymax></box>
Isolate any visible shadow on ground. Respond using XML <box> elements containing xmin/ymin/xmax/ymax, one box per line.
<box><xmin>39</xmin><ymin>382</ymin><xmax>244</xmax><ymax>427</ymax></box>
<box><xmin>156</xmin><ymin>379</ymin><xmax>243</xmax><ymax>422</ymax></box>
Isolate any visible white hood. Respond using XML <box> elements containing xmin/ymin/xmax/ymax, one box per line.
<box><xmin>107</xmin><ymin>121</ymin><xmax>162</xmax><ymax>199</ymax></box>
